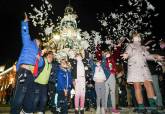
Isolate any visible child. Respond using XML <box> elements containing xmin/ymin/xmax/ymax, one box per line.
<box><xmin>69</xmin><ymin>53</ymin><xmax>89</xmax><ymax>114</ymax></box>
<box><xmin>33</xmin><ymin>51</ymin><xmax>54</xmax><ymax>114</ymax></box>
<box><xmin>121</xmin><ymin>31</ymin><xmax>163</xmax><ymax>114</ymax></box>
<box><xmin>103</xmin><ymin>46</ymin><xmax>121</xmax><ymax>114</ymax></box>
<box><xmin>92</xmin><ymin>59</ymin><xmax>106</xmax><ymax>114</ymax></box>
<box><xmin>56</xmin><ymin>59</ymin><xmax>72</xmax><ymax>114</ymax></box>
<box><xmin>12</xmin><ymin>14</ymin><xmax>44</xmax><ymax>114</ymax></box>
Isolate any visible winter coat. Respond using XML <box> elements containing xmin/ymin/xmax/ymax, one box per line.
<box><xmin>126</xmin><ymin>42</ymin><xmax>155</xmax><ymax>83</ymax></box>
<box><xmin>16</xmin><ymin>21</ymin><xmax>44</xmax><ymax>71</ymax></box>
<box><xmin>105</xmin><ymin>47</ymin><xmax>121</xmax><ymax>75</ymax></box>
<box><xmin>69</xmin><ymin>58</ymin><xmax>89</xmax><ymax>80</ymax></box>
<box><xmin>35</xmin><ymin>58</ymin><xmax>52</xmax><ymax>85</ymax></box>
<box><xmin>101</xmin><ymin>57</ymin><xmax>111</xmax><ymax>78</ymax></box>
<box><xmin>90</xmin><ymin>58</ymin><xmax>109</xmax><ymax>80</ymax></box>
<box><xmin>57</xmin><ymin>66</ymin><xmax>72</xmax><ymax>92</ymax></box>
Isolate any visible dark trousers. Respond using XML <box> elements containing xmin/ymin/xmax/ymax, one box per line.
<box><xmin>119</xmin><ymin>85</ymin><xmax>127</xmax><ymax>107</ymax></box>
<box><xmin>48</xmin><ymin>82</ymin><xmax>56</xmax><ymax>107</ymax></box>
<box><xmin>57</xmin><ymin>91</ymin><xmax>68</xmax><ymax>114</ymax></box>
<box><xmin>36</xmin><ymin>84</ymin><xmax>48</xmax><ymax>113</ymax></box>
<box><xmin>85</xmin><ymin>87</ymin><xmax>96</xmax><ymax>108</ymax></box>
<box><xmin>23</xmin><ymin>82</ymin><xmax>48</xmax><ymax>113</ymax></box>
<box><xmin>10</xmin><ymin>68</ymin><xmax>35</xmax><ymax>114</ymax></box>
<box><xmin>23</xmin><ymin>82</ymin><xmax>40</xmax><ymax>113</ymax></box>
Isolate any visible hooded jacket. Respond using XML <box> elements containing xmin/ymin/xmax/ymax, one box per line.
<box><xmin>57</xmin><ymin>66</ymin><xmax>72</xmax><ymax>92</ymax></box>
<box><xmin>16</xmin><ymin>21</ymin><xmax>44</xmax><ymax>71</ymax></box>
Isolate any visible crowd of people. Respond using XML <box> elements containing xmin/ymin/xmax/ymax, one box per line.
<box><xmin>10</xmin><ymin>14</ymin><xmax>165</xmax><ymax>114</ymax></box>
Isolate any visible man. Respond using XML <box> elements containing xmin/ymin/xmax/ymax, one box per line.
<box><xmin>11</xmin><ymin>13</ymin><xmax>44</xmax><ymax>114</ymax></box>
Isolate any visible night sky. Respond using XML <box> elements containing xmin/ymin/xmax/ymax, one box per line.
<box><xmin>0</xmin><ymin>0</ymin><xmax>165</xmax><ymax>66</ymax></box>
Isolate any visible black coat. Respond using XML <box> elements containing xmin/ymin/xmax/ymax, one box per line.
<box><xmin>69</xmin><ymin>58</ymin><xmax>90</xmax><ymax>80</ymax></box>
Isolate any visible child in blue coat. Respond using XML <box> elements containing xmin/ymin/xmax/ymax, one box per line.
<box><xmin>56</xmin><ymin>59</ymin><xmax>72</xmax><ymax>114</ymax></box>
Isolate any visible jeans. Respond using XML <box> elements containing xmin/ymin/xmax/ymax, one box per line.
<box><xmin>152</xmin><ymin>75</ymin><xmax>163</xmax><ymax>106</ymax></box>
<box><xmin>36</xmin><ymin>84</ymin><xmax>48</xmax><ymax>112</ymax></box>
<box><xmin>105</xmin><ymin>74</ymin><xmax>116</xmax><ymax>108</ymax></box>
<box><xmin>10</xmin><ymin>68</ymin><xmax>35</xmax><ymax>114</ymax></box>
<box><xmin>95</xmin><ymin>83</ymin><xmax>106</xmax><ymax>108</ymax></box>
<box><xmin>48</xmin><ymin>82</ymin><xmax>56</xmax><ymax>107</ymax></box>
<box><xmin>85</xmin><ymin>87</ymin><xmax>96</xmax><ymax>108</ymax></box>
<box><xmin>24</xmin><ymin>83</ymin><xmax>48</xmax><ymax>113</ymax></box>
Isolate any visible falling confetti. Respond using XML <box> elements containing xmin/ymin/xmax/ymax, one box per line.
<box><xmin>27</xmin><ymin>0</ymin><xmax>55</xmax><ymax>37</ymax></box>
<box><xmin>97</xmin><ymin>0</ymin><xmax>158</xmax><ymax>47</ymax></box>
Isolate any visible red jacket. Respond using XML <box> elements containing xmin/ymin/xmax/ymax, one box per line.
<box><xmin>106</xmin><ymin>47</ymin><xmax>121</xmax><ymax>75</ymax></box>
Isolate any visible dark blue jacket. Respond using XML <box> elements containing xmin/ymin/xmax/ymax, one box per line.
<box><xmin>101</xmin><ymin>56</ymin><xmax>111</xmax><ymax>78</ymax></box>
<box><xmin>16</xmin><ymin>21</ymin><xmax>44</xmax><ymax>71</ymax></box>
<box><xmin>57</xmin><ymin>66</ymin><xmax>72</xmax><ymax>92</ymax></box>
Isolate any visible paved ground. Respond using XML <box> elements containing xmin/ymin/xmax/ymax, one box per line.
<box><xmin>0</xmin><ymin>107</ymin><xmax>165</xmax><ymax>114</ymax></box>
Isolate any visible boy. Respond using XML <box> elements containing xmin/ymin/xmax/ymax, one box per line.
<box><xmin>56</xmin><ymin>59</ymin><xmax>72</xmax><ymax>114</ymax></box>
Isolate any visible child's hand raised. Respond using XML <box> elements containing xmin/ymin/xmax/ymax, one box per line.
<box><xmin>24</xmin><ymin>12</ymin><xmax>29</xmax><ymax>22</ymax></box>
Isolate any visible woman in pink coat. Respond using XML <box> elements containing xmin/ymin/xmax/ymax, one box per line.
<box><xmin>121</xmin><ymin>32</ymin><xmax>163</xmax><ymax>114</ymax></box>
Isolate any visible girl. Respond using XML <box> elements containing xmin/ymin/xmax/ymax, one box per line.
<box><xmin>69</xmin><ymin>52</ymin><xmax>89</xmax><ymax>114</ymax></box>
<box><xmin>121</xmin><ymin>31</ymin><xmax>163</xmax><ymax>114</ymax></box>
<box><xmin>92</xmin><ymin>59</ymin><xmax>106</xmax><ymax>114</ymax></box>
<box><xmin>103</xmin><ymin>45</ymin><xmax>121</xmax><ymax>114</ymax></box>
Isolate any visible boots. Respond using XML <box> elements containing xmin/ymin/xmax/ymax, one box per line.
<box><xmin>96</xmin><ymin>106</ymin><xmax>100</xmax><ymax>114</ymax></box>
<box><xmin>75</xmin><ymin>110</ymin><xmax>79</xmax><ymax>114</ymax></box>
<box><xmin>137</xmin><ymin>109</ymin><xmax>147</xmax><ymax>114</ymax></box>
<box><xmin>80</xmin><ymin>109</ymin><xmax>84</xmax><ymax>114</ymax></box>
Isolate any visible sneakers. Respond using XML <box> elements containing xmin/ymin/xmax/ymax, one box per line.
<box><xmin>101</xmin><ymin>107</ymin><xmax>105</xmax><ymax>114</ymax></box>
<box><xmin>111</xmin><ymin>108</ymin><xmax>119</xmax><ymax>113</ymax></box>
<box><xmin>96</xmin><ymin>107</ymin><xmax>101</xmax><ymax>114</ymax></box>
<box><xmin>37</xmin><ymin>112</ymin><xmax>43</xmax><ymax>114</ymax></box>
<box><xmin>20</xmin><ymin>109</ymin><xmax>33</xmax><ymax>114</ymax></box>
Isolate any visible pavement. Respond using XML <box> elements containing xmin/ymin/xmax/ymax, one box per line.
<box><xmin>0</xmin><ymin>106</ymin><xmax>165</xmax><ymax>114</ymax></box>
